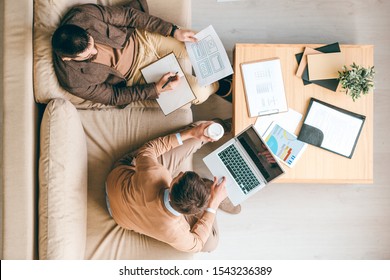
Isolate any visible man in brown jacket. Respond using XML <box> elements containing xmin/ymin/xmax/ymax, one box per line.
<box><xmin>106</xmin><ymin>121</ymin><xmax>240</xmax><ymax>252</ymax></box>
<box><xmin>51</xmin><ymin>1</ymin><xmax>219</xmax><ymax>106</ymax></box>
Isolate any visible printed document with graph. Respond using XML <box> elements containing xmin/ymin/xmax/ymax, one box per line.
<box><xmin>263</xmin><ymin>122</ymin><xmax>307</xmax><ymax>167</ymax></box>
<box><xmin>240</xmin><ymin>58</ymin><xmax>288</xmax><ymax>117</ymax></box>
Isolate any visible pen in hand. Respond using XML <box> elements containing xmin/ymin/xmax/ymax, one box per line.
<box><xmin>162</xmin><ymin>72</ymin><xmax>179</xmax><ymax>89</ymax></box>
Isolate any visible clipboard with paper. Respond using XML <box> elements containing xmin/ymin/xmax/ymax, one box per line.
<box><xmin>240</xmin><ymin>58</ymin><xmax>288</xmax><ymax>117</ymax></box>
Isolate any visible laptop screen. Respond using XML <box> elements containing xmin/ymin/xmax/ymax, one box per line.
<box><xmin>237</xmin><ymin>127</ymin><xmax>284</xmax><ymax>182</ymax></box>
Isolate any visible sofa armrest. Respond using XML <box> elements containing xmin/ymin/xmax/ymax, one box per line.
<box><xmin>39</xmin><ymin>99</ymin><xmax>88</xmax><ymax>259</ymax></box>
<box><xmin>1</xmin><ymin>0</ymin><xmax>37</xmax><ymax>259</ymax></box>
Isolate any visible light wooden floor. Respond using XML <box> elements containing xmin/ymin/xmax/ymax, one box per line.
<box><xmin>191</xmin><ymin>0</ymin><xmax>390</xmax><ymax>260</ymax></box>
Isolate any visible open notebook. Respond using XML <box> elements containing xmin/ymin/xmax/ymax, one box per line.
<box><xmin>141</xmin><ymin>53</ymin><xmax>195</xmax><ymax>115</ymax></box>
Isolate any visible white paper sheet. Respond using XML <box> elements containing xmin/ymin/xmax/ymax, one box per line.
<box><xmin>141</xmin><ymin>53</ymin><xmax>195</xmax><ymax>115</ymax></box>
<box><xmin>185</xmin><ymin>25</ymin><xmax>233</xmax><ymax>86</ymax></box>
<box><xmin>254</xmin><ymin>108</ymin><xmax>303</xmax><ymax>136</ymax></box>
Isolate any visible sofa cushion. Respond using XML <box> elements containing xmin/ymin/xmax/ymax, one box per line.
<box><xmin>39</xmin><ymin>99</ymin><xmax>88</xmax><ymax>259</ymax></box>
<box><xmin>148</xmin><ymin>0</ymin><xmax>191</xmax><ymax>28</ymax></box>
<box><xmin>78</xmin><ymin>105</ymin><xmax>194</xmax><ymax>259</ymax></box>
<box><xmin>33</xmin><ymin>0</ymin><xmax>192</xmax><ymax>108</ymax></box>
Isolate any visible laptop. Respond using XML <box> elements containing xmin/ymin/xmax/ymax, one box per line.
<box><xmin>203</xmin><ymin>125</ymin><xmax>285</xmax><ymax>206</ymax></box>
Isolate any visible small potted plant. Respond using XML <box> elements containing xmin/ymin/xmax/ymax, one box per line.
<box><xmin>338</xmin><ymin>63</ymin><xmax>375</xmax><ymax>101</ymax></box>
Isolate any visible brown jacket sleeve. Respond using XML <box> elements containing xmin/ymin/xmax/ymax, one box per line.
<box><xmin>64</xmin><ymin>79</ymin><xmax>159</xmax><ymax>106</ymax></box>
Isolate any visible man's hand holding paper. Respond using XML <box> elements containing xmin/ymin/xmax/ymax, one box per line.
<box><xmin>174</xmin><ymin>29</ymin><xmax>198</xmax><ymax>43</ymax></box>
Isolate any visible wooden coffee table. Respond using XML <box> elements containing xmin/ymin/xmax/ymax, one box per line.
<box><xmin>233</xmin><ymin>44</ymin><xmax>373</xmax><ymax>184</ymax></box>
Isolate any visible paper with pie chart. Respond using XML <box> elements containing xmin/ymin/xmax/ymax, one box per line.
<box><xmin>264</xmin><ymin>123</ymin><xmax>307</xmax><ymax>167</ymax></box>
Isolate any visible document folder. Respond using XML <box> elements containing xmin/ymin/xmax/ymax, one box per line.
<box><xmin>298</xmin><ymin>98</ymin><xmax>365</xmax><ymax>158</ymax></box>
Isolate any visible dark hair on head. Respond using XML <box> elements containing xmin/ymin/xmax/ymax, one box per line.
<box><xmin>170</xmin><ymin>172</ymin><xmax>211</xmax><ymax>215</ymax></box>
<box><xmin>52</xmin><ymin>24</ymin><xmax>89</xmax><ymax>57</ymax></box>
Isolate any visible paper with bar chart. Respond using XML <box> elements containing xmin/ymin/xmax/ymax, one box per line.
<box><xmin>264</xmin><ymin>123</ymin><xmax>307</xmax><ymax>167</ymax></box>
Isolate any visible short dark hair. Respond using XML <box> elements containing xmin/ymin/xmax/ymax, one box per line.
<box><xmin>170</xmin><ymin>172</ymin><xmax>211</xmax><ymax>215</ymax></box>
<box><xmin>52</xmin><ymin>24</ymin><xmax>89</xmax><ymax>57</ymax></box>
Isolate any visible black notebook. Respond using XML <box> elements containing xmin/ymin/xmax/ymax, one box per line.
<box><xmin>298</xmin><ymin>98</ymin><xmax>365</xmax><ymax>158</ymax></box>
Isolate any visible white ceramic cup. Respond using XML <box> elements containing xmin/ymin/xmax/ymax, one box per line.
<box><xmin>204</xmin><ymin>123</ymin><xmax>224</xmax><ymax>141</ymax></box>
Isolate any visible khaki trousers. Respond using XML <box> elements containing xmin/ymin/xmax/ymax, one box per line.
<box><xmin>127</xmin><ymin>30</ymin><xmax>218</xmax><ymax>105</ymax></box>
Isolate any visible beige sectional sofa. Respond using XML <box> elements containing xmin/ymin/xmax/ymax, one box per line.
<box><xmin>1</xmin><ymin>0</ymin><xmax>195</xmax><ymax>259</ymax></box>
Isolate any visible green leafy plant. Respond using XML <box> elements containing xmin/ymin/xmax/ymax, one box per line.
<box><xmin>338</xmin><ymin>63</ymin><xmax>375</xmax><ymax>101</ymax></box>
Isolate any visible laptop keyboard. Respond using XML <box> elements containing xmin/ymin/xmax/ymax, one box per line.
<box><xmin>218</xmin><ymin>144</ymin><xmax>260</xmax><ymax>194</ymax></box>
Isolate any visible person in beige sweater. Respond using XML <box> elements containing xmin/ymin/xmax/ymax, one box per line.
<box><xmin>106</xmin><ymin>121</ymin><xmax>239</xmax><ymax>253</ymax></box>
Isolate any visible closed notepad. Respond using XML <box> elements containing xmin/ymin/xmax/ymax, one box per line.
<box><xmin>295</xmin><ymin>42</ymin><xmax>341</xmax><ymax>91</ymax></box>
<box><xmin>307</xmin><ymin>52</ymin><xmax>345</xmax><ymax>80</ymax></box>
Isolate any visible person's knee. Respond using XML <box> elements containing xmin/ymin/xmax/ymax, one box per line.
<box><xmin>191</xmin><ymin>82</ymin><xmax>219</xmax><ymax>105</ymax></box>
<box><xmin>191</xmin><ymin>93</ymin><xmax>212</xmax><ymax>105</ymax></box>
<box><xmin>201</xmin><ymin>227</ymin><xmax>219</xmax><ymax>252</ymax></box>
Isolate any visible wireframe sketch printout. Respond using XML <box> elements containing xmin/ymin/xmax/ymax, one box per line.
<box><xmin>141</xmin><ymin>53</ymin><xmax>195</xmax><ymax>115</ymax></box>
<box><xmin>240</xmin><ymin>58</ymin><xmax>288</xmax><ymax>117</ymax></box>
<box><xmin>185</xmin><ymin>25</ymin><xmax>233</xmax><ymax>86</ymax></box>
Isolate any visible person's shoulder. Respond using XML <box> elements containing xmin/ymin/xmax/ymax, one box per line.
<box><xmin>62</xmin><ymin>4</ymin><xmax>101</xmax><ymax>22</ymax></box>
<box><xmin>59</xmin><ymin>4</ymin><xmax>94</xmax><ymax>27</ymax></box>
<box><xmin>69</xmin><ymin>3</ymin><xmax>100</xmax><ymax>13</ymax></box>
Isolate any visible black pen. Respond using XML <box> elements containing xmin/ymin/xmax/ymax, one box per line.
<box><xmin>162</xmin><ymin>72</ymin><xmax>179</xmax><ymax>89</ymax></box>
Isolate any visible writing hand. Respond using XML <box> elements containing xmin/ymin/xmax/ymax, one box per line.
<box><xmin>156</xmin><ymin>72</ymin><xmax>180</xmax><ymax>94</ymax></box>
